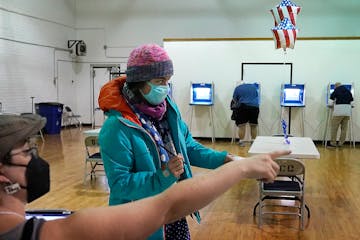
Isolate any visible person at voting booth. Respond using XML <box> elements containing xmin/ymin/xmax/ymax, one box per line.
<box><xmin>0</xmin><ymin>113</ymin><xmax>287</xmax><ymax>240</ymax></box>
<box><xmin>97</xmin><ymin>43</ymin><xmax>253</xmax><ymax>239</ymax></box>
<box><xmin>231</xmin><ymin>81</ymin><xmax>260</xmax><ymax>146</ymax></box>
<box><xmin>329</xmin><ymin>82</ymin><xmax>354</xmax><ymax>148</ymax></box>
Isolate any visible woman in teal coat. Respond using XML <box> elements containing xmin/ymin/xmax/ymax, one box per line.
<box><xmin>98</xmin><ymin>44</ymin><xmax>234</xmax><ymax>240</ymax></box>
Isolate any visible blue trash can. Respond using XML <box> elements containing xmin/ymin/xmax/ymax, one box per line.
<box><xmin>36</xmin><ymin>102</ymin><xmax>64</xmax><ymax>134</ymax></box>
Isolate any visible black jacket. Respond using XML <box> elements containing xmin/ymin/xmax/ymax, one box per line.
<box><xmin>330</xmin><ymin>85</ymin><xmax>353</xmax><ymax>104</ymax></box>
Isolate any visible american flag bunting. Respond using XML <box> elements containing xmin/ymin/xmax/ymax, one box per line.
<box><xmin>270</xmin><ymin>0</ymin><xmax>301</xmax><ymax>26</ymax></box>
<box><xmin>271</xmin><ymin>18</ymin><xmax>298</xmax><ymax>50</ymax></box>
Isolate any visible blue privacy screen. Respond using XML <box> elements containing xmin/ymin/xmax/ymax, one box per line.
<box><xmin>190</xmin><ymin>83</ymin><xmax>214</xmax><ymax>105</ymax></box>
<box><xmin>280</xmin><ymin>84</ymin><xmax>305</xmax><ymax>107</ymax></box>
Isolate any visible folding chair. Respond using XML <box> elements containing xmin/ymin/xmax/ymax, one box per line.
<box><xmin>62</xmin><ymin>106</ymin><xmax>82</xmax><ymax>129</ymax></box>
<box><xmin>253</xmin><ymin>158</ymin><xmax>310</xmax><ymax>230</ymax></box>
<box><xmin>84</xmin><ymin>136</ymin><xmax>104</xmax><ymax>183</ymax></box>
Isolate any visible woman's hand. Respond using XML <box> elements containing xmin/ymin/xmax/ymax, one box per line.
<box><xmin>167</xmin><ymin>154</ymin><xmax>184</xmax><ymax>178</ymax></box>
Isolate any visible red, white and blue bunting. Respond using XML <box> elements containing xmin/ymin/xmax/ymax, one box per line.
<box><xmin>270</xmin><ymin>0</ymin><xmax>300</xmax><ymax>51</ymax></box>
<box><xmin>270</xmin><ymin>0</ymin><xmax>301</xmax><ymax>26</ymax></box>
<box><xmin>271</xmin><ymin>18</ymin><xmax>298</xmax><ymax>50</ymax></box>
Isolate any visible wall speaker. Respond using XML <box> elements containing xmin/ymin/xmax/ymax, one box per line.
<box><xmin>68</xmin><ymin>40</ymin><xmax>87</xmax><ymax>57</ymax></box>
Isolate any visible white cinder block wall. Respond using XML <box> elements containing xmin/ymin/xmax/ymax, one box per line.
<box><xmin>0</xmin><ymin>0</ymin><xmax>76</xmax><ymax>114</ymax></box>
<box><xmin>1</xmin><ymin>0</ymin><xmax>359</xmax><ymax>140</ymax></box>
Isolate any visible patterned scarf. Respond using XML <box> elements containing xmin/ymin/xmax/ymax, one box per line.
<box><xmin>122</xmin><ymin>84</ymin><xmax>170</xmax><ymax>163</ymax></box>
<box><xmin>135</xmin><ymin>112</ymin><xmax>192</xmax><ymax>239</ymax></box>
<box><xmin>122</xmin><ymin>84</ymin><xmax>191</xmax><ymax>239</ymax></box>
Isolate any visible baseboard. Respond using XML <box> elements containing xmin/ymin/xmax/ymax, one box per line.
<box><xmin>193</xmin><ymin>137</ymin><xmax>358</xmax><ymax>145</ymax></box>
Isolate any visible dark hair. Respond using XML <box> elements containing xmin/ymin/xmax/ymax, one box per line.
<box><xmin>2</xmin><ymin>152</ymin><xmax>12</xmax><ymax>164</ymax></box>
<box><xmin>125</xmin><ymin>81</ymin><xmax>148</xmax><ymax>103</ymax></box>
<box><xmin>126</xmin><ymin>81</ymin><xmax>147</xmax><ymax>92</ymax></box>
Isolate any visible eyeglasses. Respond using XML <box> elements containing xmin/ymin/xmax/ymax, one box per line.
<box><xmin>3</xmin><ymin>146</ymin><xmax>38</xmax><ymax>165</ymax></box>
<box><xmin>9</xmin><ymin>147</ymin><xmax>38</xmax><ymax>158</ymax></box>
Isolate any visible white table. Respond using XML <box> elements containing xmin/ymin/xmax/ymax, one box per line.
<box><xmin>248</xmin><ymin>136</ymin><xmax>320</xmax><ymax>159</ymax></box>
<box><xmin>83</xmin><ymin>128</ymin><xmax>101</xmax><ymax>137</ymax></box>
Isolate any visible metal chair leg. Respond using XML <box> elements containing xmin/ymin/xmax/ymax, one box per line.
<box><xmin>39</xmin><ymin>130</ymin><xmax>45</xmax><ymax>142</ymax></box>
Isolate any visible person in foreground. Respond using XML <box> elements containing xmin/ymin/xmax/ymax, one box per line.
<box><xmin>99</xmin><ymin>43</ymin><xmax>264</xmax><ymax>239</ymax></box>
<box><xmin>0</xmin><ymin>114</ymin><xmax>290</xmax><ymax>240</ymax></box>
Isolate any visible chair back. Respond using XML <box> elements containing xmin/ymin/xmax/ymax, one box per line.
<box><xmin>255</xmin><ymin>157</ymin><xmax>308</xmax><ymax>230</ymax></box>
<box><xmin>85</xmin><ymin>136</ymin><xmax>100</xmax><ymax>155</ymax></box>
<box><xmin>275</xmin><ymin>158</ymin><xmax>305</xmax><ymax>177</ymax></box>
<box><xmin>62</xmin><ymin>105</ymin><xmax>81</xmax><ymax>129</ymax></box>
<box><xmin>64</xmin><ymin>106</ymin><xmax>75</xmax><ymax>117</ymax></box>
<box><xmin>85</xmin><ymin>136</ymin><xmax>99</xmax><ymax>147</ymax></box>
<box><xmin>65</xmin><ymin>106</ymin><xmax>72</xmax><ymax>112</ymax></box>
<box><xmin>83</xmin><ymin>135</ymin><xmax>103</xmax><ymax>183</ymax></box>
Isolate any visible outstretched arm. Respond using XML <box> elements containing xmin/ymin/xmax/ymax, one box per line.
<box><xmin>40</xmin><ymin>150</ymin><xmax>290</xmax><ymax>240</ymax></box>
<box><xmin>159</xmin><ymin>150</ymin><xmax>287</xmax><ymax>223</ymax></box>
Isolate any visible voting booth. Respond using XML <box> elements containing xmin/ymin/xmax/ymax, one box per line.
<box><xmin>231</xmin><ymin>82</ymin><xmax>261</xmax><ymax>143</ymax></box>
<box><xmin>189</xmin><ymin>82</ymin><xmax>215</xmax><ymax>142</ymax></box>
<box><xmin>190</xmin><ymin>82</ymin><xmax>214</xmax><ymax>106</ymax></box>
<box><xmin>280</xmin><ymin>84</ymin><xmax>305</xmax><ymax>107</ymax></box>
<box><xmin>326</xmin><ymin>83</ymin><xmax>354</xmax><ymax>106</ymax></box>
<box><xmin>280</xmin><ymin>84</ymin><xmax>306</xmax><ymax>136</ymax></box>
<box><xmin>323</xmin><ymin>83</ymin><xmax>355</xmax><ymax>147</ymax></box>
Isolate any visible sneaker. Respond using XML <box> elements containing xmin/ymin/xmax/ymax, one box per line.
<box><xmin>238</xmin><ymin>141</ymin><xmax>245</xmax><ymax>147</ymax></box>
<box><xmin>327</xmin><ymin>143</ymin><xmax>337</xmax><ymax>148</ymax></box>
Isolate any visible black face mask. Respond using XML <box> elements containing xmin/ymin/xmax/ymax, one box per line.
<box><xmin>4</xmin><ymin>155</ymin><xmax>50</xmax><ymax>203</ymax></box>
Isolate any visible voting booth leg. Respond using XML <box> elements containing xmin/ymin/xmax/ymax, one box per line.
<box><xmin>209</xmin><ymin>106</ymin><xmax>215</xmax><ymax>143</ymax></box>
<box><xmin>189</xmin><ymin>106</ymin><xmax>194</xmax><ymax>132</ymax></box>
<box><xmin>189</xmin><ymin>105</ymin><xmax>215</xmax><ymax>143</ymax></box>
<box><xmin>231</xmin><ymin>122</ymin><xmax>237</xmax><ymax>144</ymax></box>
<box><xmin>349</xmin><ymin>112</ymin><xmax>356</xmax><ymax>148</ymax></box>
<box><xmin>323</xmin><ymin>108</ymin><xmax>332</xmax><ymax>147</ymax></box>
<box><xmin>301</xmin><ymin>108</ymin><xmax>305</xmax><ymax>137</ymax></box>
<box><xmin>280</xmin><ymin>107</ymin><xmax>305</xmax><ymax>137</ymax></box>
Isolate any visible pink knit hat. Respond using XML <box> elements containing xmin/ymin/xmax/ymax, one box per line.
<box><xmin>126</xmin><ymin>44</ymin><xmax>173</xmax><ymax>83</ymax></box>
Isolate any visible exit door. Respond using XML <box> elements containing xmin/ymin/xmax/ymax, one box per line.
<box><xmin>91</xmin><ymin>65</ymin><xmax>122</xmax><ymax>128</ymax></box>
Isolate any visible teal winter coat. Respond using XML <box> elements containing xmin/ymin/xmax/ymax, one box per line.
<box><xmin>99</xmin><ymin>92</ymin><xmax>227</xmax><ymax>239</ymax></box>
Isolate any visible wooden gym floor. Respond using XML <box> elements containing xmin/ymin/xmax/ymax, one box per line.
<box><xmin>28</xmin><ymin>127</ymin><xmax>360</xmax><ymax>239</ymax></box>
